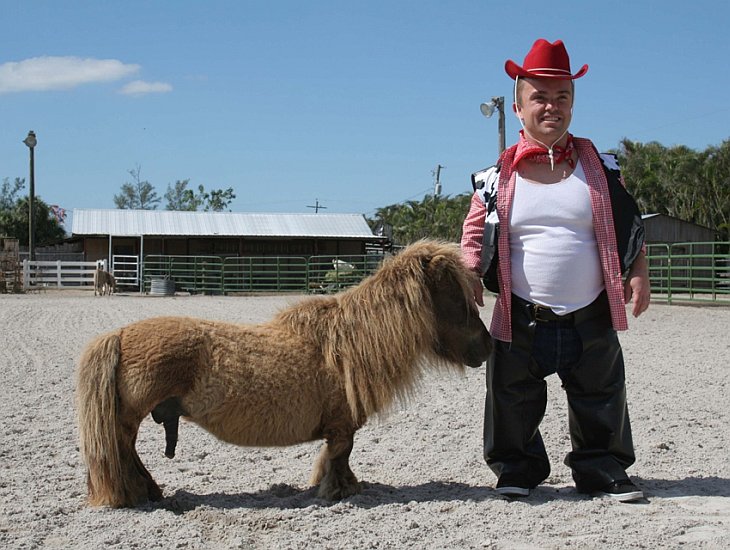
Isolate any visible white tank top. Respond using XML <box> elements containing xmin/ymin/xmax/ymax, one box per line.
<box><xmin>509</xmin><ymin>161</ymin><xmax>604</xmax><ymax>314</ymax></box>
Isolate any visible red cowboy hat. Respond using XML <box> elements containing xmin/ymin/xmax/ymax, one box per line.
<box><xmin>505</xmin><ymin>39</ymin><xmax>588</xmax><ymax>80</ymax></box>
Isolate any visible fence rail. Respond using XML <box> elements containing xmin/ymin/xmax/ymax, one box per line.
<box><xmin>18</xmin><ymin>242</ymin><xmax>730</xmax><ymax>304</ymax></box>
<box><xmin>221</xmin><ymin>256</ymin><xmax>309</xmax><ymax>293</ymax></box>
<box><xmin>22</xmin><ymin>260</ymin><xmax>99</xmax><ymax>290</ymax></box>
<box><xmin>645</xmin><ymin>241</ymin><xmax>729</xmax><ymax>304</ymax></box>
<box><xmin>141</xmin><ymin>254</ymin><xmax>384</xmax><ymax>294</ymax></box>
<box><xmin>143</xmin><ymin>255</ymin><xmax>225</xmax><ymax>294</ymax></box>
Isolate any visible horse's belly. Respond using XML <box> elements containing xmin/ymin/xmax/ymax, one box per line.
<box><xmin>181</xmin><ymin>367</ymin><xmax>331</xmax><ymax>447</ymax></box>
<box><xmin>188</xmin><ymin>400</ymin><xmax>324</xmax><ymax>447</ymax></box>
<box><xmin>122</xmin><ymin>317</ymin><xmax>340</xmax><ymax>446</ymax></box>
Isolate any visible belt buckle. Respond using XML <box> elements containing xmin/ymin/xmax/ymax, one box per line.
<box><xmin>532</xmin><ymin>304</ymin><xmax>551</xmax><ymax>323</ymax></box>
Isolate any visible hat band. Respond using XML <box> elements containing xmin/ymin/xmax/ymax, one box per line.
<box><xmin>526</xmin><ymin>67</ymin><xmax>572</xmax><ymax>76</ymax></box>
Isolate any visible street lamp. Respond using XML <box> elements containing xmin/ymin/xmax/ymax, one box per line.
<box><xmin>23</xmin><ymin>130</ymin><xmax>37</xmax><ymax>261</ymax></box>
<box><xmin>480</xmin><ymin>96</ymin><xmax>505</xmax><ymax>155</ymax></box>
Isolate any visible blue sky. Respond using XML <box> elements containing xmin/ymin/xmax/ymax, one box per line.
<box><xmin>1</xmin><ymin>0</ymin><xmax>728</xmax><ymax>230</ymax></box>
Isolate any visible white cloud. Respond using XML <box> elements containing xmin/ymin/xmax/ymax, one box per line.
<box><xmin>119</xmin><ymin>80</ymin><xmax>173</xmax><ymax>96</ymax></box>
<box><xmin>0</xmin><ymin>56</ymin><xmax>140</xmax><ymax>93</ymax></box>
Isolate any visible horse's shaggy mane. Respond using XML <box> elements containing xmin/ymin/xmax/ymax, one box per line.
<box><xmin>274</xmin><ymin>239</ymin><xmax>474</xmax><ymax>422</ymax></box>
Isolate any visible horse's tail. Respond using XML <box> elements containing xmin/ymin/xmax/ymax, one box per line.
<box><xmin>75</xmin><ymin>330</ymin><xmax>125</xmax><ymax>506</ymax></box>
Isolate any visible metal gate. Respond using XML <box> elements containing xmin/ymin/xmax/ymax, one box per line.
<box><xmin>112</xmin><ymin>255</ymin><xmax>140</xmax><ymax>289</ymax></box>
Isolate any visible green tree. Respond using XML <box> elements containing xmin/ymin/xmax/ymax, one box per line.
<box><xmin>164</xmin><ymin>179</ymin><xmax>236</xmax><ymax>211</ymax></box>
<box><xmin>616</xmin><ymin>139</ymin><xmax>729</xmax><ymax>239</ymax></box>
<box><xmin>615</xmin><ymin>140</ymin><xmax>669</xmax><ymax>215</ymax></box>
<box><xmin>1</xmin><ymin>177</ymin><xmax>25</xmax><ymax>211</ymax></box>
<box><xmin>114</xmin><ymin>166</ymin><xmax>160</xmax><ymax>209</ymax></box>
<box><xmin>0</xmin><ymin>177</ymin><xmax>66</xmax><ymax>244</ymax></box>
<box><xmin>702</xmin><ymin>140</ymin><xmax>730</xmax><ymax>239</ymax></box>
<box><xmin>368</xmin><ymin>193</ymin><xmax>472</xmax><ymax>245</ymax></box>
<box><xmin>205</xmin><ymin>187</ymin><xmax>236</xmax><ymax>211</ymax></box>
<box><xmin>164</xmin><ymin>179</ymin><xmax>202</xmax><ymax>210</ymax></box>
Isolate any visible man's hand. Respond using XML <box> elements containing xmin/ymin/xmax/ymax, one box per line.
<box><xmin>624</xmin><ymin>251</ymin><xmax>650</xmax><ymax>317</ymax></box>
<box><xmin>469</xmin><ymin>272</ymin><xmax>485</xmax><ymax>307</ymax></box>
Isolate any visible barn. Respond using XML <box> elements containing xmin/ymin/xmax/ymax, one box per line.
<box><xmin>641</xmin><ymin>213</ymin><xmax>717</xmax><ymax>244</ymax></box>
<box><xmin>641</xmin><ymin>213</ymin><xmax>725</xmax><ymax>294</ymax></box>
<box><xmin>70</xmin><ymin>208</ymin><xmax>389</xmax><ymax>262</ymax></box>
<box><xmin>68</xmin><ymin>209</ymin><xmax>390</xmax><ymax>293</ymax></box>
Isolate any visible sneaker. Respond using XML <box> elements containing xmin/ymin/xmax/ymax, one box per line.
<box><xmin>495</xmin><ymin>475</ymin><xmax>531</xmax><ymax>497</ymax></box>
<box><xmin>593</xmin><ymin>480</ymin><xmax>644</xmax><ymax>502</ymax></box>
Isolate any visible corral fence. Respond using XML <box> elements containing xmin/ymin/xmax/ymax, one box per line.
<box><xmin>17</xmin><ymin>242</ymin><xmax>730</xmax><ymax>304</ymax></box>
<box><xmin>142</xmin><ymin>253</ymin><xmax>383</xmax><ymax>294</ymax></box>
<box><xmin>645</xmin><ymin>241</ymin><xmax>729</xmax><ymax>304</ymax></box>
<box><xmin>22</xmin><ymin>259</ymin><xmax>100</xmax><ymax>291</ymax></box>
<box><xmin>20</xmin><ymin>257</ymin><xmax>140</xmax><ymax>292</ymax></box>
<box><xmin>20</xmin><ymin>253</ymin><xmax>386</xmax><ymax>294</ymax></box>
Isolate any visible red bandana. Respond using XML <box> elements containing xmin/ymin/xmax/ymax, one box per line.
<box><xmin>512</xmin><ymin>131</ymin><xmax>575</xmax><ymax>170</ymax></box>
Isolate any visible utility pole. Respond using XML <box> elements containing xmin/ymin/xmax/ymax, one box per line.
<box><xmin>480</xmin><ymin>96</ymin><xmax>506</xmax><ymax>155</ymax></box>
<box><xmin>23</xmin><ymin>131</ymin><xmax>37</xmax><ymax>261</ymax></box>
<box><xmin>432</xmin><ymin>164</ymin><xmax>445</xmax><ymax>196</ymax></box>
<box><xmin>495</xmin><ymin>96</ymin><xmax>505</xmax><ymax>154</ymax></box>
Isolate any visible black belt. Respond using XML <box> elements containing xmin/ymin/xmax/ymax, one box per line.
<box><xmin>512</xmin><ymin>292</ymin><xmax>609</xmax><ymax>325</ymax></box>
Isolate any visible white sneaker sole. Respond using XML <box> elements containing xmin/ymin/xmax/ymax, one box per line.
<box><xmin>595</xmin><ymin>489</ymin><xmax>644</xmax><ymax>502</ymax></box>
<box><xmin>496</xmin><ymin>486</ymin><xmax>530</xmax><ymax>497</ymax></box>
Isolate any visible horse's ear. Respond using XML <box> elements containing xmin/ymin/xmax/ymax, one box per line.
<box><xmin>421</xmin><ymin>254</ymin><xmax>450</xmax><ymax>275</ymax></box>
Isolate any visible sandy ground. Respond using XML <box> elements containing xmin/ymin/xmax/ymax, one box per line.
<box><xmin>0</xmin><ymin>289</ymin><xmax>728</xmax><ymax>549</ymax></box>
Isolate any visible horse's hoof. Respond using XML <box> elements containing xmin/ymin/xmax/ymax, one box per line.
<box><xmin>317</xmin><ymin>478</ymin><xmax>362</xmax><ymax>500</ymax></box>
<box><xmin>147</xmin><ymin>482</ymin><xmax>164</xmax><ymax>502</ymax></box>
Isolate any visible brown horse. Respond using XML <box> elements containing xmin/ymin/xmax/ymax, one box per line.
<box><xmin>75</xmin><ymin>239</ymin><xmax>491</xmax><ymax>508</ymax></box>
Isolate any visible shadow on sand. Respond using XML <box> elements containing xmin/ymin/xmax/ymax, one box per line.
<box><xmin>139</xmin><ymin>474</ymin><xmax>726</xmax><ymax>514</ymax></box>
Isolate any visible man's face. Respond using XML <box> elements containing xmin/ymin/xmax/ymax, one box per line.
<box><xmin>514</xmin><ymin>77</ymin><xmax>574</xmax><ymax>144</ymax></box>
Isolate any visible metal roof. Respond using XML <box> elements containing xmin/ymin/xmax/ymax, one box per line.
<box><xmin>71</xmin><ymin>209</ymin><xmax>377</xmax><ymax>238</ymax></box>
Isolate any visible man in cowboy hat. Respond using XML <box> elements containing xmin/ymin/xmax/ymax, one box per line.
<box><xmin>461</xmin><ymin>39</ymin><xmax>650</xmax><ymax>502</ymax></box>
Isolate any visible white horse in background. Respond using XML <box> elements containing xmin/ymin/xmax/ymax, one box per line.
<box><xmin>94</xmin><ymin>263</ymin><xmax>117</xmax><ymax>296</ymax></box>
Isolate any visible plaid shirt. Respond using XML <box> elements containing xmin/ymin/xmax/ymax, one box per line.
<box><xmin>461</xmin><ymin>137</ymin><xmax>629</xmax><ymax>342</ymax></box>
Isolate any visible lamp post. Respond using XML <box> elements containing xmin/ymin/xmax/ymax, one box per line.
<box><xmin>479</xmin><ymin>96</ymin><xmax>505</xmax><ymax>155</ymax></box>
<box><xmin>23</xmin><ymin>131</ymin><xmax>37</xmax><ymax>261</ymax></box>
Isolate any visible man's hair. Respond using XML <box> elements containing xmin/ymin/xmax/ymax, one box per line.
<box><xmin>514</xmin><ymin>77</ymin><xmax>575</xmax><ymax>107</ymax></box>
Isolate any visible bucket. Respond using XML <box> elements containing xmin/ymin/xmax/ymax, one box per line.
<box><xmin>149</xmin><ymin>278</ymin><xmax>175</xmax><ymax>296</ymax></box>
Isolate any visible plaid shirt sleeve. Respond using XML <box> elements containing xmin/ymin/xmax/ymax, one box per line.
<box><xmin>460</xmin><ymin>192</ymin><xmax>487</xmax><ymax>273</ymax></box>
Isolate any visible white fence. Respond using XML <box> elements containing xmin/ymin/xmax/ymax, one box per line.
<box><xmin>22</xmin><ymin>259</ymin><xmax>104</xmax><ymax>290</ymax></box>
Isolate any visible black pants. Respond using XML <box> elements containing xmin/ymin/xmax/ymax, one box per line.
<box><xmin>484</xmin><ymin>292</ymin><xmax>636</xmax><ymax>491</ymax></box>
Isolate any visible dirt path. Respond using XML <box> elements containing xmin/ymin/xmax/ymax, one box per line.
<box><xmin>1</xmin><ymin>291</ymin><xmax>728</xmax><ymax>549</ymax></box>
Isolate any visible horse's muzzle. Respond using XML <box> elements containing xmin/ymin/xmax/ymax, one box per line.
<box><xmin>465</xmin><ymin>328</ymin><xmax>492</xmax><ymax>368</ymax></box>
